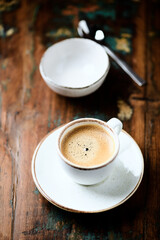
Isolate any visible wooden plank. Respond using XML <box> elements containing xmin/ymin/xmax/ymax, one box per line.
<box><xmin>142</xmin><ymin>0</ymin><xmax>160</xmax><ymax>239</ymax></box>
<box><xmin>7</xmin><ymin>1</ymin><xmax>51</xmax><ymax>239</ymax></box>
<box><xmin>110</xmin><ymin>1</ymin><xmax>147</xmax><ymax>239</ymax></box>
<box><xmin>0</xmin><ymin>2</ymin><xmax>23</xmax><ymax>238</ymax></box>
<box><xmin>0</xmin><ymin>130</ymin><xmax>12</xmax><ymax>240</ymax></box>
<box><xmin>144</xmin><ymin>101</ymin><xmax>160</xmax><ymax>240</ymax></box>
<box><xmin>0</xmin><ymin>0</ymin><xmax>160</xmax><ymax>239</ymax></box>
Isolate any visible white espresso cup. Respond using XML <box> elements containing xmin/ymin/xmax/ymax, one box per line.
<box><xmin>57</xmin><ymin>118</ymin><xmax>123</xmax><ymax>185</ymax></box>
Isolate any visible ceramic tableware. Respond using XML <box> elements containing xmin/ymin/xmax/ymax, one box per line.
<box><xmin>57</xmin><ymin>118</ymin><xmax>122</xmax><ymax>185</ymax></box>
<box><xmin>31</xmin><ymin>125</ymin><xmax>144</xmax><ymax>213</ymax></box>
<box><xmin>39</xmin><ymin>38</ymin><xmax>110</xmax><ymax>97</ymax></box>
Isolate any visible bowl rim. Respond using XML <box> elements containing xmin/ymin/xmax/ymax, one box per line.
<box><xmin>39</xmin><ymin>38</ymin><xmax>110</xmax><ymax>90</ymax></box>
<box><xmin>40</xmin><ymin>63</ymin><xmax>110</xmax><ymax>91</ymax></box>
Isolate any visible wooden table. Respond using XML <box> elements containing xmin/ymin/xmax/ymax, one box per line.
<box><xmin>0</xmin><ymin>0</ymin><xmax>160</xmax><ymax>239</ymax></box>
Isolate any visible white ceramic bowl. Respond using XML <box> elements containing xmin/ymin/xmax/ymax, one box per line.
<box><xmin>39</xmin><ymin>38</ymin><xmax>110</xmax><ymax>97</ymax></box>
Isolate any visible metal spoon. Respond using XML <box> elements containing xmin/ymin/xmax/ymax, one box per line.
<box><xmin>77</xmin><ymin>20</ymin><xmax>146</xmax><ymax>86</ymax></box>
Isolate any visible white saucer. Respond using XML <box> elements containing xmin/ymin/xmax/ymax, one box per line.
<box><xmin>31</xmin><ymin>126</ymin><xmax>144</xmax><ymax>213</ymax></box>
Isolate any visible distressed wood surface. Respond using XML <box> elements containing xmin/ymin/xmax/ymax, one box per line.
<box><xmin>0</xmin><ymin>0</ymin><xmax>160</xmax><ymax>239</ymax></box>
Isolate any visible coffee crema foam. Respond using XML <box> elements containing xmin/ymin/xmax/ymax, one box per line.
<box><xmin>61</xmin><ymin>124</ymin><xmax>115</xmax><ymax>167</ymax></box>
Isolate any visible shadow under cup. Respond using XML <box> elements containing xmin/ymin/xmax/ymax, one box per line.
<box><xmin>57</xmin><ymin>118</ymin><xmax>120</xmax><ymax>185</ymax></box>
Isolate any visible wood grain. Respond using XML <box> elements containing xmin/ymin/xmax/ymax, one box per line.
<box><xmin>0</xmin><ymin>0</ymin><xmax>160</xmax><ymax>239</ymax></box>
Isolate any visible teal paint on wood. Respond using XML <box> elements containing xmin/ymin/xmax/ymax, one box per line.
<box><xmin>33</xmin><ymin>187</ymin><xmax>39</xmax><ymax>195</ymax></box>
<box><xmin>120</xmin><ymin>27</ymin><xmax>133</xmax><ymax>35</ymax></box>
<box><xmin>73</xmin><ymin>111</ymin><xmax>107</xmax><ymax>121</ymax></box>
<box><xmin>26</xmin><ymin>89</ymin><xmax>31</xmax><ymax>101</ymax></box>
<box><xmin>46</xmin><ymin>28</ymin><xmax>74</xmax><ymax>39</ymax></box>
<box><xmin>22</xmin><ymin>208</ymin><xmax>71</xmax><ymax>235</ymax></box>
<box><xmin>48</xmin><ymin>109</ymin><xmax>52</xmax><ymax>129</ymax></box>
<box><xmin>1</xmin><ymin>62</ymin><xmax>7</xmax><ymax>69</ymax></box>
<box><xmin>22</xmin><ymin>226</ymin><xmax>42</xmax><ymax>235</ymax></box>
<box><xmin>42</xmin><ymin>0</ymin><xmax>139</xmax><ymax>53</ymax></box>
<box><xmin>104</xmin><ymin>25</ymin><xmax>113</xmax><ymax>33</ymax></box>
<box><xmin>45</xmin><ymin>211</ymin><xmax>58</xmax><ymax>231</ymax></box>
<box><xmin>105</xmin><ymin>36</ymin><xmax>132</xmax><ymax>55</ymax></box>
<box><xmin>1</xmin><ymin>78</ymin><xmax>10</xmax><ymax>91</ymax></box>
<box><xmin>86</xmin><ymin>8</ymin><xmax>116</xmax><ymax>21</ymax></box>
<box><xmin>42</xmin><ymin>210</ymin><xmax>71</xmax><ymax>232</ymax></box>
<box><xmin>53</xmin><ymin>115</ymin><xmax>62</xmax><ymax>128</ymax></box>
<box><xmin>105</xmin><ymin>37</ymin><xmax>117</xmax><ymax>52</ymax></box>
<box><xmin>10</xmin><ymin>199</ymin><xmax>13</xmax><ymax>208</ymax></box>
<box><xmin>30</xmin><ymin>5</ymin><xmax>40</xmax><ymax>28</ymax></box>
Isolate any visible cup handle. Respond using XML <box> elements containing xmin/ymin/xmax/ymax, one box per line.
<box><xmin>107</xmin><ymin>118</ymin><xmax>123</xmax><ymax>135</ymax></box>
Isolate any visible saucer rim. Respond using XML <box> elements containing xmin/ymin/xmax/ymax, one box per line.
<box><xmin>31</xmin><ymin>126</ymin><xmax>144</xmax><ymax>213</ymax></box>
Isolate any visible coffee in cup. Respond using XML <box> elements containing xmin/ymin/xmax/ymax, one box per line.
<box><xmin>57</xmin><ymin>118</ymin><xmax>123</xmax><ymax>185</ymax></box>
<box><xmin>61</xmin><ymin>123</ymin><xmax>115</xmax><ymax>167</ymax></box>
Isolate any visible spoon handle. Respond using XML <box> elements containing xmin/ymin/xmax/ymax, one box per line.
<box><xmin>103</xmin><ymin>45</ymin><xmax>146</xmax><ymax>86</ymax></box>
